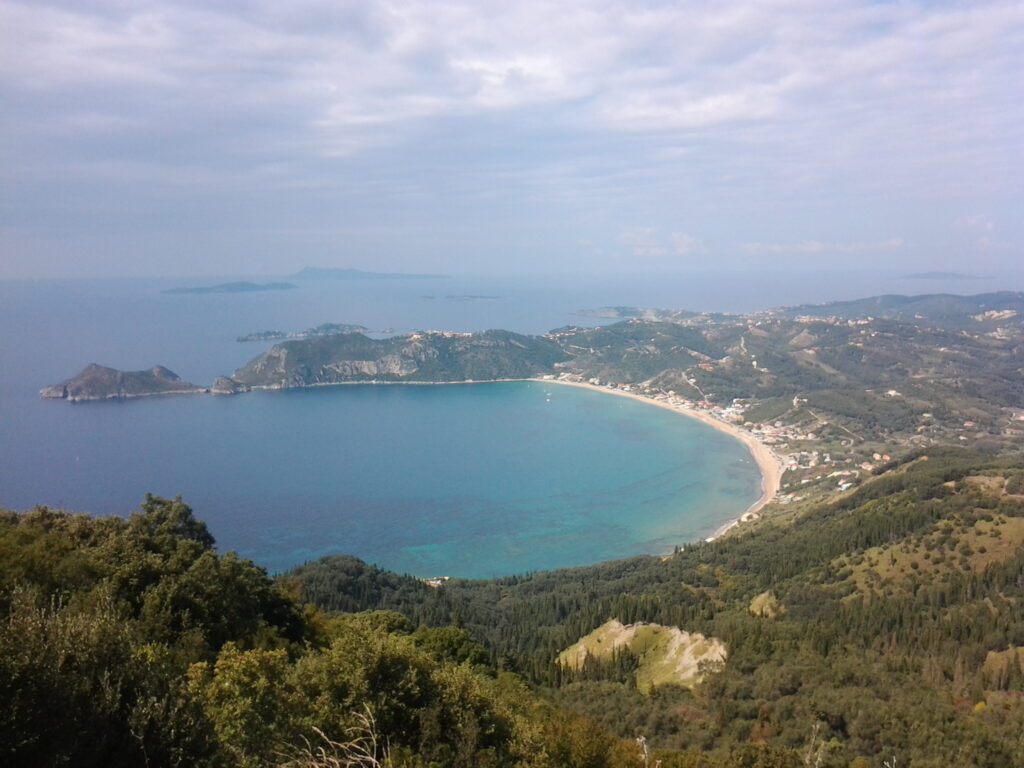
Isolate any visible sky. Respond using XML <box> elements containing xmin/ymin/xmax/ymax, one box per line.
<box><xmin>1</xmin><ymin>0</ymin><xmax>1021</xmax><ymax>279</ymax></box>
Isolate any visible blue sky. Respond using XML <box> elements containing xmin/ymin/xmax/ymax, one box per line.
<box><xmin>1</xmin><ymin>0</ymin><xmax>1021</xmax><ymax>278</ymax></box>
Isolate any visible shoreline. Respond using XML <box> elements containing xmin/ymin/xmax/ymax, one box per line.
<box><xmin>45</xmin><ymin>373</ymin><xmax>783</xmax><ymax>542</ymax></box>
<box><xmin>535</xmin><ymin>379</ymin><xmax>783</xmax><ymax>541</ymax></box>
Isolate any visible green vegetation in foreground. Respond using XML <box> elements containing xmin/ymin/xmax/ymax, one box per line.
<box><xmin>2</xmin><ymin>494</ymin><xmax>803</xmax><ymax>768</ymax></box>
<box><xmin>4</xmin><ymin>453</ymin><xmax>1024</xmax><ymax>765</ymax></box>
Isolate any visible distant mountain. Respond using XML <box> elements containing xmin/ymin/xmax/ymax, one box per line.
<box><xmin>291</xmin><ymin>267</ymin><xmax>449</xmax><ymax>280</ymax></box>
<box><xmin>901</xmin><ymin>271</ymin><xmax>989</xmax><ymax>280</ymax></box>
<box><xmin>39</xmin><ymin>364</ymin><xmax>203</xmax><ymax>401</ymax></box>
<box><xmin>775</xmin><ymin>291</ymin><xmax>1024</xmax><ymax>330</ymax></box>
<box><xmin>163</xmin><ymin>281</ymin><xmax>297</xmax><ymax>294</ymax></box>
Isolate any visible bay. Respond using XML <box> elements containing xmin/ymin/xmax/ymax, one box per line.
<box><xmin>2</xmin><ymin>269</ymin><xmax>1018</xmax><ymax>576</ymax></box>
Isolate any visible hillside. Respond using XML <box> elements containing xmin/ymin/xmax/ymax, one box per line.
<box><xmin>229</xmin><ymin>329</ymin><xmax>570</xmax><ymax>387</ymax></box>
<box><xmin>0</xmin><ymin>496</ymin><xmax>804</xmax><ymax>768</ymax></box>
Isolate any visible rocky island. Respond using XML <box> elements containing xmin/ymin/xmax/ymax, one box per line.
<box><xmin>39</xmin><ymin>364</ymin><xmax>204</xmax><ymax>401</ymax></box>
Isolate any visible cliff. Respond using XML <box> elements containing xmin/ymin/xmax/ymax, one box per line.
<box><xmin>230</xmin><ymin>329</ymin><xmax>569</xmax><ymax>388</ymax></box>
<box><xmin>39</xmin><ymin>364</ymin><xmax>203</xmax><ymax>401</ymax></box>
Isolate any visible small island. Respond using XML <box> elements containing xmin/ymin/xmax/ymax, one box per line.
<box><xmin>163</xmin><ymin>281</ymin><xmax>297</xmax><ymax>295</ymax></box>
<box><xmin>237</xmin><ymin>322</ymin><xmax>369</xmax><ymax>342</ymax></box>
<box><xmin>39</xmin><ymin>364</ymin><xmax>205</xmax><ymax>401</ymax></box>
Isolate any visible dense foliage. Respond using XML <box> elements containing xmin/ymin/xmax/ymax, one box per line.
<box><xmin>2</xmin><ymin>495</ymin><xmax>809</xmax><ymax>767</ymax></box>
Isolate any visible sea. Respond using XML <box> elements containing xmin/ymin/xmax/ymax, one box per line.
<box><xmin>1</xmin><ymin>269</ymin><xmax>1019</xmax><ymax>577</ymax></box>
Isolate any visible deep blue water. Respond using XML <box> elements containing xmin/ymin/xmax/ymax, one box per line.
<box><xmin>1</xmin><ymin>270</ymin><xmax>1019</xmax><ymax>576</ymax></box>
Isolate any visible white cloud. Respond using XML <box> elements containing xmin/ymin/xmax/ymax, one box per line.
<box><xmin>619</xmin><ymin>229</ymin><xmax>706</xmax><ymax>260</ymax></box>
<box><xmin>955</xmin><ymin>214</ymin><xmax>1006</xmax><ymax>249</ymax></box>
<box><xmin>619</xmin><ymin>227</ymin><xmax>666</xmax><ymax>259</ymax></box>
<box><xmin>672</xmin><ymin>233</ymin><xmax>705</xmax><ymax>256</ymax></box>
<box><xmin>1</xmin><ymin>0</ymin><xmax>1021</xmax><ymax>276</ymax></box>
<box><xmin>955</xmin><ymin>214</ymin><xmax>995</xmax><ymax>235</ymax></box>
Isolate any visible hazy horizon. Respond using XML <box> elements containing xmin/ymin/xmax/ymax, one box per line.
<box><xmin>2</xmin><ymin>1</ymin><xmax>1021</xmax><ymax>280</ymax></box>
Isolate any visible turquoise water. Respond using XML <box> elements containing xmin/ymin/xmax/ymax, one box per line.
<box><xmin>0</xmin><ymin>379</ymin><xmax>760</xmax><ymax>577</ymax></box>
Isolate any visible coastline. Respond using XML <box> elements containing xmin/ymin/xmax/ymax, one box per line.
<box><xmin>536</xmin><ymin>379</ymin><xmax>783</xmax><ymax>541</ymax></box>
<box><xmin>43</xmin><ymin>371</ymin><xmax>782</xmax><ymax>542</ymax></box>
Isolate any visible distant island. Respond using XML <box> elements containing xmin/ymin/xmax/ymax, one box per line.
<box><xmin>291</xmin><ymin>267</ymin><xmax>448</xmax><ymax>280</ymax></box>
<box><xmin>237</xmin><ymin>322</ymin><xmax>370</xmax><ymax>342</ymax></box>
<box><xmin>163</xmin><ymin>281</ymin><xmax>297</xmax><ymax>295</ymax></box>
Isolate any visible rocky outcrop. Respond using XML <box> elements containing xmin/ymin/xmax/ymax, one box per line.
<box><xmin>558</xmin><ymin>619</ymin><xmax>727</xmax><ymax>692</ymax></box>
<box><xmin>40</xmin><ymin>364</ymin><xmax>203</xmax><ymax>402</ymax></box>
<box><xmin>210</xmin><ymin>376</ymin><xmax>247</xmax><ymax>395</ymax></box>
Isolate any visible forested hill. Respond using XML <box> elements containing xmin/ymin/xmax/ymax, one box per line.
<box><xmin>556</xmin><ymin>291</ymin><xmax>1024</xmax><ymax>442</ymax></box>
<box><xmin>292</xmin><ymin>448</ymin><xmax>1024</xmax><ymax>765</ymax></box>
<box><xmin>1</xmin><ymin>496</ymin><xmax>658</xmax><ymax>767</ymax></box>
<box><xmin>230</xmin><ymin>329</ymin><xmax>569</xmax><ymax>387</ymax></box>
<box><xmin>775</xmin><ymin>291</ymin><xmax>1024</xmax><ymax>330</ymax></box>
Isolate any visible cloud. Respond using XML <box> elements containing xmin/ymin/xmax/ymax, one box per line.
<box><xmin>955</xmin><ymin>214</ymin><xmax>994</xmax><ymax>235</ymax></box>
<box><xmin>672</xmin><ymin>233</ymin><xmax>705</xmax><ymax>256</ymax></box>
<box><xmin>1</xmin><ymin>1</ymin><xmax>1022</xmax><ymax>276</ymax></box>
<box><xmin>619</xmin><ymin>228</ymin><xmax>706</xmax><ymax>260</ymax></box>
<box><xmin>954</xmin><ymin>214</ymin><xmax>1007</xmax><ymax>249</ymax></box>
<box><xmin>5</xmin><ymin>1</ymin><xmax>1021</xmax><ymax>154</ymax></box>
<box><xmin>619</xmin><ymin>227</ymin><xmax>667</xmax><ymax>259</ymax></box>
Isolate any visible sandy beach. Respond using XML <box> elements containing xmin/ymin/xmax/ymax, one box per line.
<box><xmin>536</xmin><ymin>379</ymin><xmax>784</xmax><ymax>541</ymax></box>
